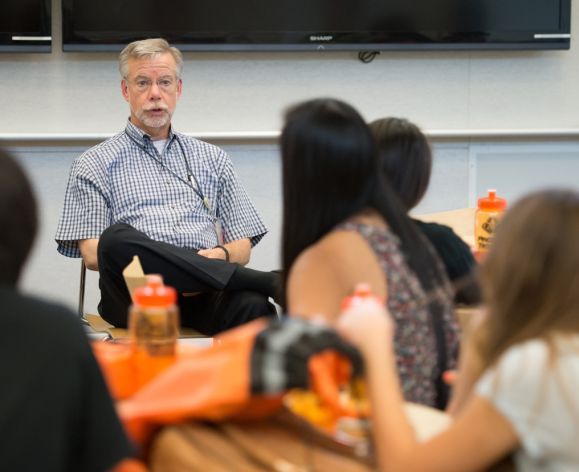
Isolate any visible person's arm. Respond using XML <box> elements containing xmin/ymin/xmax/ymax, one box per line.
<box><xmin>445</xmin><ymin>338</ymin><xmax>484</xmax><ymax>417</ymax></box>
<box><xmin>337</xmin><ymin>308</ymin><xmax>519</xmax><ymax>472</ymax></box>
<box><xmin>446</xmin><ymin>309</ymin><xmax>487</xmax><ymax>416</ymax></box>
<box><xmin>197</xmin><ymin>237</ymin><xmax>251</xmax><ymax>265</ymax></box>
<box><xmin>56</xmin><ymin>155</ymin><xmax>112</xmax><ymax>260</ymax></box>
<box><xmin>79</xmin><ymin>238</ymin><xmax>99</xmax><ymax>271</ymax></box>
<box><xmin>287</xmin><ymin>230</ymin><xmax>386</xmax><ymax>322</ymax></box>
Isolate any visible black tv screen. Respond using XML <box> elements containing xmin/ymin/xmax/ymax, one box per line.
<box><xmin>0</xmin><ymin>0</ymin><xmax>51</xmax><ymax>52</ymax></box>
<box><xmin>62</xmin><ymin>0</ymin><xmax>571</xmax><ymax>52</ymax></box>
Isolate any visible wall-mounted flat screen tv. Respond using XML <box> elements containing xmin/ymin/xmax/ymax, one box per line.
<box><xmin>0</xmin><ymin>0</ymin><xmax>51</xmax><ymax>52</ymax></box>
<box><xmin>62</xmin><ymin>0</ymin><xmax>571</xmax><ymax>52</ymax></box>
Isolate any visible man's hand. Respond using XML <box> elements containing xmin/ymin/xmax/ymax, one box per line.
<box><xmin>197</xmin><ymin>238</ymin><xmax>251</xmax><ymax>265</ymax></box>
<box><xmin>197</xmin><ymin>247</ymin><xmax>228</xmax><ymax>260</ymax></box>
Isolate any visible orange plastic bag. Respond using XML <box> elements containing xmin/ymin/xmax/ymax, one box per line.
<box><xmin>309</xmin><ymin>351</ymin><xmax>360</xmax><ymax>417</ymax></box>
<box><xmin>99</xmin><ymin>318</ymin><xmax>363</xmax><ymax>448</ymax></box>
<box><xmin>118</xmin><ymin>318</ymin><xmax>276</xmax><ymax>445</ymax></box>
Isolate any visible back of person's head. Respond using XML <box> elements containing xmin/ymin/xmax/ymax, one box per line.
<box><xmin>369</xmin><ymin>117</ymin><xmax>432</xmax><ymax>211</ymax></box>
<box><xmin>281</xmin><ymin>98</ymin><xmax>380</xmax><ymax>280</ymax></box>
<box><xmin>119</xmin><ymin>38</ymin><xmax>183</xmax><ymax>79</ymax></box>
<box><xmin>0</xmin><ymin>148</ymin><xmax>37</xmax><ymax>286</ymax></box>
<box><xmin>280</xmin><ymin>98</ymin><xmax>450</xmax><ymax>307</ymax></box>
<box><xmin>478</xmin><ymin>189</ymin><xmax>579</xmax><ymax>367</ymax></box>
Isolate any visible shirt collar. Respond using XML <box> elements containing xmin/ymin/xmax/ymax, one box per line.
<box><xmin>124</xmin><ymin>119</ymin><xmax>177</xmax><ymax>146</ymax></box>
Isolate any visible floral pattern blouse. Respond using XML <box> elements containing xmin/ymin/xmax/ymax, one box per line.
<box><xmin>338</xmin><ymin>221</ymin><xmax>459</xmax><ymax>407</ymax></box>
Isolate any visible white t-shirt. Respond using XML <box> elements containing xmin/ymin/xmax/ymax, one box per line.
<box><xmin>476</xmin><ymin>336</ymin><xmax>579</xmax><ymax>472</ymax></box>
<box><xmin>152</xmin><ymin>138</ymin><xmax>168</xmax><ymax>155</ymax></box>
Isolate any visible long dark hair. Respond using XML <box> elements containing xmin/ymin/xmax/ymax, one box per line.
<box><xmin>0</xmin><ymin>148</ymin><xmax>38</xmax><ymax>286</ymax></box>
<box><xmin>369</xmin><ymin>117</ymin><xmax>432</xmax><ymax>211</ymax></box>
<box><xmin>281</xmin><ymin>99</ymin><xmax>449</xmax><ymax>307</ymax></box>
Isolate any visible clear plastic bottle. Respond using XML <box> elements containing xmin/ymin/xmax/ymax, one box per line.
<box><xmin>128</xmin><ymin>275</ymin><xmax>179</xmax><ymax>387</ymax></box>
<box><xmin>475</xmin><ymin>189</ymin><xmax>507</xmax><ymax>257</ymax></box>
<box><xmin>338</xmin><ymin>283</ymin><xmax>384</xmax><ymax>453</ymax></box>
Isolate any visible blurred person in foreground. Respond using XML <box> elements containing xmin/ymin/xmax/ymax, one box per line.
<box><xmin>0</xmin><ymin>148</ymin><xmax>137</xmax><ymax>472</ymax></box>
<box><xmin>339</xmin><ymin>189</ymin><xmax>579</xmax><ymax>471</ymax></box>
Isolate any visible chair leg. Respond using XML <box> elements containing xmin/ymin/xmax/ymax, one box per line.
<box><xmin>78</xmin><ymin>260</ymin><xmax>86</xmax><ymax>319</ymax></box>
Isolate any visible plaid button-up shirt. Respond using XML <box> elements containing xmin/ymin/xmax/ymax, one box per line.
<box><xmin>56</xmin><ymin>121</ymin><xmax>267</xmax><ymax>258</ymax></box>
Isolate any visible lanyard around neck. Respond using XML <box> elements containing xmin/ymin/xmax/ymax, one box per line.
<box><xmin>127</xmin><ymin>131</ymin><xmax>213</xmax><ymax>212</ymax></box>
<box><xmin>174</xmin><ymin>136</ymin><xmax>213</xmax><ymax>212</ymax></box>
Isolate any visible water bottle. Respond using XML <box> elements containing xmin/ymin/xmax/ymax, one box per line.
<box><xmin>341</xmin><ymin>283</ymin><xmax>386</xmax><ymax>314</ymax></box>
<box><xmin>338</xmin><ymin>283</ymin><xmax>383</xmax><ymax>452</ymax></box>
<box><xmin>128</xmin><ymin>275</ymin><xmax>179</xmax><ymax>387</ymax></box>
<box><xmin>474</xmin><ymin>189</ymin><xmax>507</xmax><ymax>258</ymax></box>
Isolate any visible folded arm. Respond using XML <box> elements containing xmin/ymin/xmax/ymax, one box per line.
<box><xmin>197</xmin><ymin>237</ymin><xmax>251</xmax><ymax>265</ymax></box>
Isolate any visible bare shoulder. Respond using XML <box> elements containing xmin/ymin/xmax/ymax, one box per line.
<box><xmin>287</xmin><ymin>229</ymin><xmax>386</xmax><ymax>321</ymax></box>
<box><xmin>321</xmin><ymin>230</ymin><xmax>385</xmax><ymax>286</ymax></box>
<box><xmin>318</xmin><ymin>228</ymin><xmax>373</xmax><ymax>255</ymax></box>
<box><xmin>291</xmin><ymin>230</ymin><xmax>374</xmax><ymax>281</ymax></box>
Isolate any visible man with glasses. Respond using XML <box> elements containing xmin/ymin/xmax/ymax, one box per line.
<box><xmin>56</xmin><ymin>38</ymin><xmax>278</xmax><ymax>334</ymax></box>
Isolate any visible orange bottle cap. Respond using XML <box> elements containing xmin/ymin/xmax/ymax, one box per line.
<box><xmin>352</xmin><ymin>283</ymin><xmax>372</xmax><ymax>297</ymax></box>
<box><xmin>133</xmin><ymin>275</ymin><xmax>177</xmax><ymax>307</ymax></box>
<box><xmin>341</xmin><ymin>283</ymin><xmax>384</xmax><ymax>310</ymax></box>
<box><xmin>477</xmin><ymin>189</ymin><xmax>507</xmax><ymax>212</ymax></box>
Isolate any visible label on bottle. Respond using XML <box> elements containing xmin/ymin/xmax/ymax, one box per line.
<box><xmin>475</xmin><ymin>210</ymin><xmax>501</xmax><ymax>251</ymax></box>
<box><xmin>129</xmin><ymin>306</ymin><xmax>179</xmax><ymax>388</ymax></box>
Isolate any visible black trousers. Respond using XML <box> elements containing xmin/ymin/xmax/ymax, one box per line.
<box><xmin>97</xmin><ymin>224</ymin><xmax>277</xmax><ymax>335</ymax></box>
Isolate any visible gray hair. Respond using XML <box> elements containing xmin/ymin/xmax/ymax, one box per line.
<box><xmin>119</xmin><ymin>38</ymin><xmax>183</xmax><ymax>80</ymax></box>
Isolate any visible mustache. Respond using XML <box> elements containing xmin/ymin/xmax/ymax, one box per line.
<box><xmin>143</xmin><ymin>104</ymin><xmax>169</xmax><ymax>112</ymax></box>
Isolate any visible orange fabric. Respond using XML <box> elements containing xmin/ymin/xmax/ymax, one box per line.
<box><xmin>93</xmin><ymin>341</ymin><xmax>140</xmax><ymax>400</ymax></box>
<box><xmin>117</xmin><ymin>318</ymin><xmax>273</xmax><ymax>445</ymax></box>
<box><xmin>309</xmin><ymin>352</ymin><xmax>359</xmax><ymax>417</ymax></box>
<box><xmin>111</xmin><ymin>458</ymin><xmax>148</xmax><ymax>472</ymax></box>
<box><xmin>94</xmin><ymin>318</ymin><xmax>360</xmax><ymax>449</ymax></box>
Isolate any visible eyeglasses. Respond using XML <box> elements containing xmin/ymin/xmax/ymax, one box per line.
<box><xmin>128</xmin><ymin>77</ymin><xmax>178</xmax><ymax>93</ymax></box>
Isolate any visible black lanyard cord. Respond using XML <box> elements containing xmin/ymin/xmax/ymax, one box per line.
<box><xmin>126</xmin><ymin>132</ymin><xmax>210</xmax><ymax>211</ymax></box>
<box><xmin>174</xmin><ymin>136</ymin><xmax>204</xmax><ymax>197</ymax></box>
<box><xmin>174</xmin><ymin>135</ymin><xmax>215</xmax><ymax>214</ymax></box>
